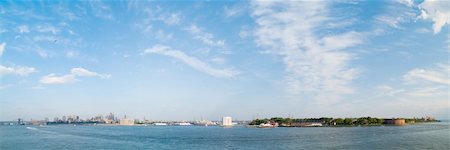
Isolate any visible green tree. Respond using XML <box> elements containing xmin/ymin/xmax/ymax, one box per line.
<box><xmin>356</xmin><ymin>118</ymin><xmax>368</xmax><ymax>125</ymax></box>
<box><xmin>321</xmin><ymin>117</ymin><xmax>333</xmax><ymax>125</ymax></box>
<box><xmin>250</xmin><ymin>119</ymin><xmax>268</xmax><ymax>125</ymax></box>
<box><xmin>334</xmin><ymin>118</ymin><xmax>344</xmax><ymax>125</ymax></box>
<box><xmin>343</xmin><ymin>118</ymin><xmax>353</xmax><ymax>125</ymax></box>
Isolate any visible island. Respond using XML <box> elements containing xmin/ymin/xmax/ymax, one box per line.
<box><xmin>249</xmin><ymin>116</ymin><xmax>439</xmax><ymax>128</ymax></box>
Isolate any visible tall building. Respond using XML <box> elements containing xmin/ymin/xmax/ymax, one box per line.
<box><xmin>222</xmin><ymin>116</ymin><xmax>233</xmax><ymax>126</ymax></box>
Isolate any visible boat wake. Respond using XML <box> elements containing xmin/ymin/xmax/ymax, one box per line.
<box><xmin>26</xmin><ymin>127</ymin><xmax>38</xmax><ymax>130</ymax></box>
<box><xmin>26</xmin><ymin>126</ymin><xmax>57</xmax><ymax>135</ymax></box>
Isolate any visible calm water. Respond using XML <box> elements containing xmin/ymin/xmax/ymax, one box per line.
<box><xmin>1</xmin><ymin>122</ymin><xmax>449</xmax><ymax>149</ymax></box>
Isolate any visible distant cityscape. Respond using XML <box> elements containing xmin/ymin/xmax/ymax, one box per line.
<box><xmin>0</xmin><ymin>113</ymin><xmax>439</xmax><ymax>128</ymax></box>
<box><xmin>2</xmin><ymin>113</ymin><xmax>246</xmax><ymax>127</ymax></box>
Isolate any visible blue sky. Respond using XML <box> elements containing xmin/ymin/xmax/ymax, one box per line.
<box><xmin>0</xmin><ymin>0</ymin><xmax>449</xmax><ymax>121</ymax></box>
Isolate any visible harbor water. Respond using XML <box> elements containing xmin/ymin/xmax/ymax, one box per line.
<box><xmin>1</xmin><ymin>122</ymin><xmax>449</xmax><ymax>149</ymax></box>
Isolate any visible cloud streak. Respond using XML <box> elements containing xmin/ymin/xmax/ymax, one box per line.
<box><xmin>185</xmin><ymin>25</ymin><xmax>225</xmax><ymax>48</ymax></box>
<box><xmin>143</xmin><ymin>45</ymin><xmax>238</xmax><ymax>78</ymax></box>
<box><xmin>251</xmin><ymin>1</ymin><xmax>361</xmax><ymax>102</ymax></box>
<box><xmin>0</xmin><ymin>64</ymin><xmax>36</xmax><ymax>76</ymax></box>
<box><xmin>40</xmin><ymin>67</ymin><xmax>110</xmax><ymax>84</ymax></box>
<box><xmin>40</xmin><ymin>74</ymin><xmax>77</xmax><ymax>84</ymax></box>
<box><xmin>404</xmin><ymin>64</ymin><xmax>450</xmax><ymax>85</ymax></box>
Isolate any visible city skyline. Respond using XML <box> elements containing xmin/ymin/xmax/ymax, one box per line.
<box><xmin>0</xmin><ymin>0</ymin><xmax>449</xmax><ymax>121</ymax></box>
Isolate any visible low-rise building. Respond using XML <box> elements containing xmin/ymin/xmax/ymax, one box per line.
<box><xmin>119</xmin><ymin>116</ymin><xmax>135</xmax><ymax>126</ymax></box>
<box><xmin>384</xmin><ymin>119</ymin><xmax>405</xmax><ymax>126</ymax></box>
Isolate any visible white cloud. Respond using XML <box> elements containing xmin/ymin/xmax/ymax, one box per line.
<box><xmin>404</xmin><ymin>64</ymin><xmax>450</xmax><ymax>85</ymax></box>
<box><xmin>251</xmin><ymin>1</ymin><xmax>361</xmax><ymax>102</ymax></box>
<box><xmin>71</xmin><ymin>67</ymin><xmax>110</xmax><ymax>79</ymax></box>
<box><xmin>417</xmin><ymin>0</ymin><xmax>450</xmax><ymax>34</ymax></box>
<box><xmin>0</xmin><ymin>42</ymin><xmax>5</xmax><ymax>56</ymax></box>
<box><xmin>40</xmin><ymin>67</ymin><xmax>110</xmax><ymax>84</ymax></box>
<box><xmin>40</xmin><ymin>74</ymin><xmax>77</xmax><ymax>84</ymax></box>
<box><xmin>17</xmin><ymin>25</ymin><xmax>30</xmax><ymax>33</ymax></box>
<box><xmin>185</xmin><ymin>25</ymin><xmax>225</xmax><ymax>48</ymax></box>
<box><xmin>143</xmin><ymin>45</ymin><xmax>238</xmax><ymax>78</ymax></box>
<box><xmin>375</xmin><ymin>2</ymin><xmax>416</xmax><ymax>30</ymax></box>
<box><xmin>322</xmin><ymin>31</ymin><xmax>363</xmax><ymax>50</ymax></box>
<box><xmin>375</xmin><ymin>64</ymin><xmax>449</xmax><ymax>100</ymax></box>
<box><xmin>210</xmin><ymin>57</ymin><xmax>226</xmax><ymax>65</ymax></box>
<box><xmin>376</xmin><ymin>15</ymin><xmax>407</xmax><ymax>29</ymax></box>
<box><xmin>0</xmin><ymin>64</ymin><xmax>36</xmax><ymax>76</ymax></box>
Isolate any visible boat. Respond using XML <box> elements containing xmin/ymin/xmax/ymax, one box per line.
<box><xmin>258</xmin><ymin>123</ymin><xmax>276</xmax><ymax>128</ymax></box>
<box><xmin>176</xmin><ymin>122</ymin><xmax>192</xmax><ymax>126</ymax></box>
<box><xmin>153</xmin><ymin>123</ymin><xmax>168</xmax><ymax>126</ymax></box>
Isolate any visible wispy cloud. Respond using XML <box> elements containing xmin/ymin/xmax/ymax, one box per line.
<box><xmin>17</xmin><ymin>25</ymin><xmax>30</xmax><ymax>33</ymax></box>
<box><xmin>40</xmin><ymin>67</ymin><xmax>110</xmax><ymax>84</ymax></box>
<box><xmin>71</xmin><ymin>67</ymin><xmax>110</xmax><ymax>79</ymax></box>
<box><xmin>250</xmin><ymin>1</ymin><xmax>361</xmax><ymax>102</ymax></box>
<box><xmin>36</xmin><ymin>25</ymin><xmax>59</xmax><ymax>34</ymax></box>
<box><xmin>40</xmin><ymin>74</ymin><xmax>77</xmax><ymax>84</ymax></box>
<box><xmin>0</xmin><ymin>64</ymin><xmax>36</xmax><ymax>76</ymax></box>
<box><xmin>224</xmin><ymin>4</ymin><xmax>245</xmax><ymax>18</ymax></box>
<box><xmin>0</xmin><ymin>42</ymin><xmax>5</xmax><ymax>56</ymax></box>
<box><xmin>142</xmin><ymin>45</ymin><xmax>238</xmax><ymax>78</ymax></box>
<box><xmin>376</xmin><ymin>85</ymin><xmax>405</xmax><ymax>97</ymax></box>
<box><xmin>406</xmin><ymin>86</ymin><xmax>447</xmax><ymax>97</ymax></box>
<box><xmin>404</xmin><ymin>63</ymin><xmax>450</xmax><ymax>85</ymax></box>
<box><xmin>89</xmin><ymin>1</ymin><xmax>114</xmax><ymax>20</ymax></box>
<box><xmin>155</xmin><ymin>13</ymin><xmax>181</xmax><ymax>25</ymax></box>
<box><xmin>375</xmin><ymin>64</ymin><xmax>449</xmax><ymax>99</ymax></box>
<box><xmin>375</xmin><ymin>1</ymin><xmax>416</xmax><ymax>30</ymax></box>
<box><xmin>185</xmin><ymin>25</ymin><xmax>225</xmax><ymax>48</ymax></box>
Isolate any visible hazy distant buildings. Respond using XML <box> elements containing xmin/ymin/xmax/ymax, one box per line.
<box><xmin>222</xmin><ymin>116</ymin><xmax>233</xmax><ymax>126</ymax></box>
<box><xmin>119</xmin><ymin>116</ymin><xmax>135</xmax><ymax>126</ymax></box>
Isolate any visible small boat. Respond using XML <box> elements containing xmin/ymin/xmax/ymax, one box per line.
<box><xmin>153</xmin><ymin>123</ymin><xmax>168</xmax><ymax>126</ymax></box>
<box><xmin>258</xmin><ymin>123</ymin><xmax>275</xmax><ymax>128</ymax></box>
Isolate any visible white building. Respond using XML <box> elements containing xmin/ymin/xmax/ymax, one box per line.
<box><xmin>222</xmin><ymin>116</ymin><xmax>233</xmax><ymax>126</ymax></box>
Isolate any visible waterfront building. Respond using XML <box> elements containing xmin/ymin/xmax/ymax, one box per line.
<box><xmin>119</xmin><ymin>116</ymin><xmax>135</xmax><ymax>126</ymax></box>
<box><xmin>222</xmin><ymin>116</ymin><xmax>233</xmax><ymax>126</ymax></box>
<box><xmin>384</xmin><ymin>119</ymin><xmax>405</xmax><ymax>125</ymax></box>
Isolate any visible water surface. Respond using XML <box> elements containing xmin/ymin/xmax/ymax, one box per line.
<box><xmin>1</xmin><ymin>122</ymin><xmax>449</xmax><ymax>149</ymax></box>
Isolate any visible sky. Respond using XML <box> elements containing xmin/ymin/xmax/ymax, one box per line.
<box><xmin>0</xmin><ymin>0</ymin><xmax>449</xmax><ymax>121</ymax></box>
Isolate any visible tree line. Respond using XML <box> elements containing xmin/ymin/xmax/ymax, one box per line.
<box><xmin>249</xmin><ymin>117</ymin><xmax>437</xmax><ymax>126</ymax></box>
